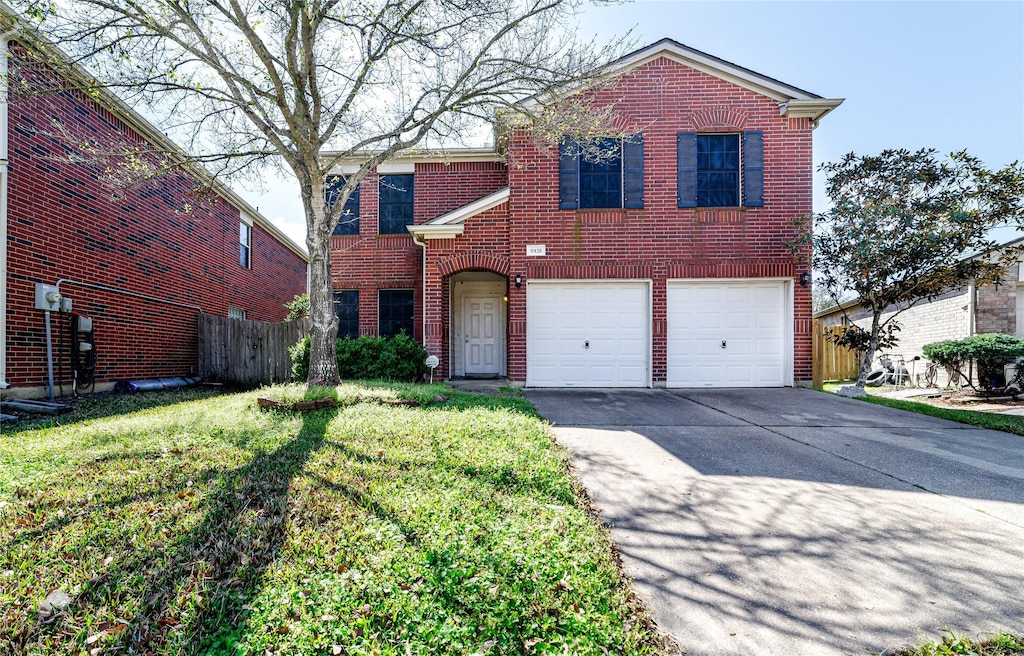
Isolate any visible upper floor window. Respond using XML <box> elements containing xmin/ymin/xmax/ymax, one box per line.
<box><xmin>678</xmin><ymin>131</ymin><xmax>763</xmax><ymax>208</ymax></box>
<box><xmin>239</xmin><ymin>221</ymin><xmax>251</xmax><ymax>268</ymax></box>
<box><xmin>559</xmin><ymin>135</ymin><xmax>644</xmax><ymax>210</ymax></box>
<box><xmin>334</xmin><ymin>290</ymin><xmax>359</xmax><ymax>339</ymax></box>
<box><xmin>326</xmin><ymin>176</ymin><xmax>360</xmax><ymax>236</ymax></box>
<box><xmin>379</xmin><ymin>174</ymin><xmax>414</xmax><ymax>234</ymax></box>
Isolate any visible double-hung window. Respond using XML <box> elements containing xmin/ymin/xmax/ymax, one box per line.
<box><xmin>677</xmin><ymin>131</ymin><xmax>764</xmax><ymax>208</ymax></box>
<box><xmin>333</xmin><ymin>290</ymin><xmax>359</xmax><ymax>339</ymax></box>
<box><xmin>326</xmin><ymin>176</ymin><xmax>360</xmax><ymax>236</ymax></box>
<box><xmin>558</xmin><ymin>135</ymin><xmax>644</xmax><ymax>209</ymax></box>
<box><xmin>378</xmin><ymin>289</ymin><xmax>414</xmax><ymax>337</ymax></box>
<box><xmin>379</xmin><ymin>174</ymin><xmax>414</xmax><ymax>234</ymax></box>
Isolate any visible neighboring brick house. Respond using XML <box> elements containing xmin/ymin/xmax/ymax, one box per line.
<box><xmin>325</xmin><ymin>39</ymin><xmax>842</xmax><ymax>387</ymax></box>
<box><xmin>1</xmin><ymin>33</ymin><xmax>308</xmax><ymax>399</ymax></box>
<box><xmin>815</xmin><ymin>240</ymin><xmax>1024</xmax><ymax>369</ymax></box>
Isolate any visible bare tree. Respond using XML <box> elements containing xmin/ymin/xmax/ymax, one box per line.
<box><xmin>8</xmin><ymin>0</ymin><xmax>626</xmax><ymax>384</ymax></box>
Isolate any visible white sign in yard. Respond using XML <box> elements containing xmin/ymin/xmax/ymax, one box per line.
<box><xmin>526</xmin><ymin>244</ymin><xmax>546</xmax><ymax>257</ymax></box>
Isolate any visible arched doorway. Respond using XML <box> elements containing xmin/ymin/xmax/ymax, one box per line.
<box><xmin>449</xmin><ymin>271</ymin><xmax>507</xmax><ymax>378</ymax></box>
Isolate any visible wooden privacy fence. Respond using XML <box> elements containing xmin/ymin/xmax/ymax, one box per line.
<box><xmin>812</xmin><ymin>319</ymin><xmax>860</xmax><ymax>388</ymax></box>
<box><xmin>199</xmin><ymin>315</ymin><xmax>308</xmax><ymax>386</ymax></box>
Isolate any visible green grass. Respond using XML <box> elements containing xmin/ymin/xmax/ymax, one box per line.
<box><xmin>0</xmin><ymin>383</ymin><xmax>662</xmax><ymax>655</ymax></box>
<box><xmin>820</xmin><ymin>383</ymin><xmax>1024</xmax><ymax>437</ymax></box>
<box><xmin>888</xmin><ymin>628</ymin><xmax>1024</xmax><ymax>655</ymax></box>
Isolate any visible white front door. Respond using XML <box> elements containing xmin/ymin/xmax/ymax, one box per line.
<box><xmin>463</xmin><ymin>296</ymin><xmax>502</xmax><ymax>375</ymax></box>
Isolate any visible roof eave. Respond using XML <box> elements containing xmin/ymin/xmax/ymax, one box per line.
<box><xmin>780</xmin><ymin>98</ymin><xmax>846</xmax><ymax>128</ymax></box>
<box><xmin>406</xmin><ymin>224</ymin><xmax>466</xmax><ymax>240</ymax></box>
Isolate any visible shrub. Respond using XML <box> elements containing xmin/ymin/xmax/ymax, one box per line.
<box><xmin>290</xmin><ymin>333</ymin><xmax>430</xmax><ymax>382</ymax></box>
<box><xmin>924</xmin><ymin>333</ymin><xmax>1024</xmax><ymax>391</ymax></box>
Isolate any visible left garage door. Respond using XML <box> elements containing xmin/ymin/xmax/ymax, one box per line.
<box><xmin>527</xmin><ymin>282</ymin><xmax>649</xmax><ymax>387</ymax></box>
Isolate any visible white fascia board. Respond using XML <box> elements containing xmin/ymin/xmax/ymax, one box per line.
<box><xmin>321</xmin><ymin>147</ymin><xmax>503</xmax><ymax>168</ymax></box>
<box><xmin>780</xmin><ymin>98</ymin><xmax>845</xmax><ymax>126</ymax></box>
<box><xmin>427</xmin><ymin>187</ymin><xmax>510</xmax><ymax>226</ymax></box>
<box><xmin>407</xmin><ymin>224</ymin><xmax>465</xmax><ymax>240</ymax></box>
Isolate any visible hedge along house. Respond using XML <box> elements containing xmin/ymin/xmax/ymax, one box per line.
<box><xmin>0</xmin><ymin>15</ymin><xmax>309</xmax><ymax>400</ymax></box>
<box><xmin>323</xmin><ymin>39</ymin><xmax>842</xmax><ymax>387</ymax></box>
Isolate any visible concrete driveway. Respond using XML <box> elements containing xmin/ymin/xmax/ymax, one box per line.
<box><xmin>524</xmin><ymin>388</ymin><xmax>1024</xmax><ymax>655</ymax></box>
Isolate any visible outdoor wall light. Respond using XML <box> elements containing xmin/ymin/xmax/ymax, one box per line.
<box><xmin>514</xmin><ymin>274</ymin><xmax>523</xmax><ymax>289</ymax></box>
<box><xmin>799</xmin><ymin>272</ymin><xmax>812</xmax><ymax>287</ymax></box>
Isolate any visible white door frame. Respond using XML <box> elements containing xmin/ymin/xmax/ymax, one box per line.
<box><xmin>450</xmin><ymin>275</ymin><xmax>507</xmax><ymax>378</ymax></box>
<box><xmin>666</xmin><ymin>277</ymin><xmax>794</xmax><ymax>387</ymax></box>
<box><xmin>526</xmin><ymin>279</ymin><xmax>652</xmax><ymax>388</ymax></box>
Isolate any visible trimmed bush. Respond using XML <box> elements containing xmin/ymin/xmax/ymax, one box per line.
<box><xmin>289</xmin><ymin>333</ymin><xmax>430</xmax><ymax>382</ymax></box>
<box><xmin>924</xmin><ymin>333</ymin><xmax>1024</xmax><ymax>391</ymax></box>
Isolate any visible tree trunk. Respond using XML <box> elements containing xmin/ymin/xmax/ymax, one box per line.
<box><xmin>856</xmin><ymin>311</ymin><xmax>883</xmax><ymax>387</ymax></box>
<box><xmin>304</xmin><ymin>176</ymin><xmax>341</xmax><ymax>386</ymax></box>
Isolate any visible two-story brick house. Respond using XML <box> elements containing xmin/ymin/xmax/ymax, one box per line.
<box><xmin>1</xmin><ymin>28</ymin><xmax>308</xmax><ymax>399</ymax></box>
<box><xmin>325</xmin><ymin>39</ymin><xmax>841</xmax><ymax>387</ymax></box>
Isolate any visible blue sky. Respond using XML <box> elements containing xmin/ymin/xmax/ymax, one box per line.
<box><xmin>243</xmin><ymin>1</ymin><xmax>1024</xmax><ymax>248</ymax></box>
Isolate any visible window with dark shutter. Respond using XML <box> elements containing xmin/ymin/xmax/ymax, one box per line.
<box><xmin>579</xmin><ymin>137</ymin><xmax>622</xmax><ymax>209</ymax></box>
<box><xmin>334</xmin><ymin>290</ymin><xmax>359</xmax><ymax>339</ymax></box>
<box><xmin>326</xmin><ymin>176</ymin><xmax>360</xmax><ymax>235</ymax></box>
<box><xmin>559</xmin><ymin>135</ymin><xmax>643</xmax><ymax>210</ymax></box>
<box><xmin>379</xmin><ymin>175</ymin><xmax>414</xmax><ymax>234</ymax></box>
<box><xmin>697</xmin><ymin>134</ymin><xmax>740</xmax><ymax>207</ymax></box>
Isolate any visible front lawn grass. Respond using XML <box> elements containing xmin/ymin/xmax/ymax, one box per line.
<box><xmin>0</xmin><ymin>383</ymin><xmax>662</xmax><ymax>655</ymax></box>
<box><xmin>820</xmin><ymin>383</ymin><xmax>1024</xmax><ymax>437</ymax></box>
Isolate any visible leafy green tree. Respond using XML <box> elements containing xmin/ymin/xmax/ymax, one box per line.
<box><xmin>8</xmin><ymin>0</ymin><xmax>626</xmax><ymax>385</ymax></box>
<box><xmin>792</xmin><ymin>149</ymin><xmax>1024</xmax><ymax>386</ymax></box>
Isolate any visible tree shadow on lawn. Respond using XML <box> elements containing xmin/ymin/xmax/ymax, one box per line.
<box><xmin>3</xmin><ymin>388</ymin><xmax>226</xmax><ymax>435</ymax></box>
<box><xmin>20</xmin><ymin>407</ymin><xmax>338</xmax><ymax>654</ymax></box>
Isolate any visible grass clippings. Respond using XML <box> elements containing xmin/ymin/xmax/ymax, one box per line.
<box><xmin>0</xmin><ymin>382</ymin><xmax>664</xmax><ymax>655</ymax></box>
<box><xmin>886</xmin><ymin>628</ymin><xmax>1024</xmax><ymax>656</ymax></box>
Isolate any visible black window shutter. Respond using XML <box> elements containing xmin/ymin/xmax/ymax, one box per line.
<box><xmin>677</xmin><ymin>132</ymin><xmax>698</xmax><ymax>208</ymax></box>
<box><xmin>742</xmin><ymin>130</ymin><xmax>764</xmax><ymax>207</ymax></box>
<box><xmin>622</xmin><ymin>134</ymin><xmax>644</xmax><ymax>209</ymax></box>
<box><xmin>559</xmin><ymin>137</ymin><xmax>580</xmax><ymax>210</ymax></box>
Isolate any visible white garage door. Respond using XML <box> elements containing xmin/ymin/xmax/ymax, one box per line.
<box><xmin>667</xmin><ymin>281</ymin><xmax>787</xmax><ymax>387</ymax></box>
<box><xmin>527</xmin><ymin>282</ymin><xmax>649</xmax><ymax>387</ymax></box>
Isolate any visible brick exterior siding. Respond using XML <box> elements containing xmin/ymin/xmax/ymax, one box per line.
<box><xmin>331</xmin><ymin>54</ymin><xmax>817</xmax><ymax>385</ymax></box>
<box><xmin>3</xmin><ymin>45</ymin><xmax>307</xmax><ymax>392</ymax></box>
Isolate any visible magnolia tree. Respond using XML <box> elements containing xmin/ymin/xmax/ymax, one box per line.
<box><xmin>792</xmin><ymin>149</ymin><xmax>1024</xmax><ymax>386</ymax></box>
<box><xmin>9</xmin><ymin>0</ymin><xmax>627</xmax><ymax>385</ymax></box>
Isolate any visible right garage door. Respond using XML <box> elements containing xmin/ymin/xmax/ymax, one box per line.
<box><xmin>667</xmin><ymin>280</ymin><xmax>787</xmax><ymax>387</ymax></box>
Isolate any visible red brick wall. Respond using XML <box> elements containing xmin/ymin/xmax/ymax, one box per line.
<box><xmin>4</xmin><ymin>48</ymin><xmax>307</xmax><ymax>390</ymax></box>
<box><xmin>504</xmin><ymin>57</ymin><xmax>814</xmax><ymax>382</ymax></box>
<box><xmin>329</xmin><ymin>163</ymin><xmax>509</xmax><ymax>339</ymax></box>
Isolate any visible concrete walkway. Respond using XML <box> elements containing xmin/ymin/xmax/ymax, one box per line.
<box><xmin>524</xmin><ymin>387</ymin><xmax>1024</xmax><ymax>656</ymax></box>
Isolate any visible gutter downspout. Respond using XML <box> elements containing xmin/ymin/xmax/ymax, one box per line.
<box><xmin>410</xmin><ymin>232</ymin><xmax>431</xmax><ymax>374</ymax></box>
<box><xmin>0</xmin><ymin>32</ymin><xmax>16</xmax><ymax>390</ymax></box>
